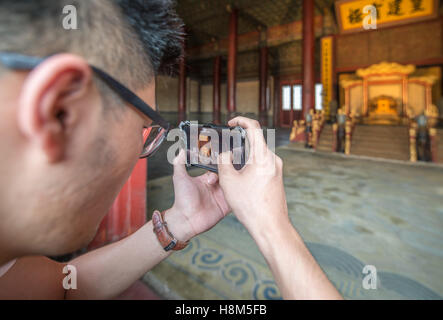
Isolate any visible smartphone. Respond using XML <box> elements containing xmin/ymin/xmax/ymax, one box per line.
<box><xmin>178</xmin><ymin>121</ymin><xmax>247</xmax><ymax>173</ymax></box>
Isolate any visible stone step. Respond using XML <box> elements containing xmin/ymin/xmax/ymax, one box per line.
<box><xmin>351</xmin><ymin>145</ymin><xmax>408</xmax><ymax>153</ymax></box>
<box><xmin>351</xmin><ymin>150</ymin><xmax>409</xmax><ymax>161</ymax></box>
<box><xmin>353</xmin><ymin>130</ymin><xmax>408</xmax><ymax>135</ymax></box>
<box><xmin>351</xmin><ymin>141</ymin><xmax>409</xmax><ymax>150</ymax></box>
<box><xmin>351</xmin><ymin>149</ymin><xmax>409</xmax><ymax>157</ymax></box>
<box><xmin>353</xmin><ymin>131</ymin><xmax>408</xmax><ymax>135</ymax></box>
<box><xmin>352</xmin><ymin>132</ymin><xmax>408</xmax><ymax>138</ymax></box>
<box><xmin>352</xmin><ymin>148</ymin><xmax>409</xmax><ymax>154</ymax></box>
<box><xmin>351</xmin><ymin>148</ymin><xmax>409</xmax><ymax>157</ymax></box>
<box><xmin>352</xmin><ymin>149</ymin><xmax>409</xmax><ymax>155</ymax></box>
<box><xmin>352</xmin><ymin>131</ymin><xmax>408</xmax><ymax>137</ymax></box>
<box><xmin>351</xmin><ymin>142</ymin><xmax>408</xmax><ymax>151</ymax></box>
<box><xmin>317</xmin><ymin>144</ymin><xmax>333</xmax><ymax>149</ymax></box>
<box><xmin>347</xmin><ymin>125</ymin><xmax>410</xmax><ymax>160</ymax></box>
<box><xmin>351</xmin><ymin>138</ymin><xmax>409</xmax><ymax>145</ymax></box>
<box><xmin>352</xmin><ymin>141</ymin><xmax>408</xmax><ymax>147</ymax></box>
<box><xmin>353</xmin><ymin>130</ymin><xmax>408</xmax><ymax>134</ymax></box>
<box><xmin>317</xmin><ymin>125</ymin><xmax>333</xmax><ymax>151</ymax></box>
<box><xmin>353</xmin><ymin>125</ymin><xmax>407</xmax><ymax>129</ymax></box>
<box><xmin>354</xmin><ymin>126</ymin><xmax>407</xmax><ymax>130</ymax></box>
<box><xmin>351</xmin><ymin>140</ymin><xmax>409</xmax><ymax>148</ymax></box>
<box><xmin>352</xmin><ymin>136</ymin><xmax>408</xmax><ymax>141</ymax></box>
<box><xmin>352</xmin><ymin>129</ymin><xmax>408</xmax><ymax>134</ymax></box>
<box><xmin>317</xmin><ymin>149</ymin><xmax>334</xmax><ymax>153</ymax></box>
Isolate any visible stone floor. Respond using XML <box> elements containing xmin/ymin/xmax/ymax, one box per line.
<box><xmin>143</xmin><ymin>126</ymin><xmax>443</xmax><ymax>300</ymax></box>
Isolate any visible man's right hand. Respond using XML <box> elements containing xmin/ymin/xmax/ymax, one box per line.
<box><xmin>217</xmin><ymin>117</ymin><xmax>342</xmax><ymax>300</ymax></box>
<box><xmin>217</xmin><ymin>117</ymin><xmax>290</xmax><ymax>237</ymax></box>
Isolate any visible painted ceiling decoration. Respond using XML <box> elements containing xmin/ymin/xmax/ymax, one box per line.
<box><xmin>177</xmin><ymin>0</ymin><xmax>337</xmax><ymax>49</ymax></box>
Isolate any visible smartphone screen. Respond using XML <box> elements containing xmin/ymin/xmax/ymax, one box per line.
<box><xmin>179</xmin><ymin>121</ymin><xmax>247</xmax><ymax>173</ymax></box>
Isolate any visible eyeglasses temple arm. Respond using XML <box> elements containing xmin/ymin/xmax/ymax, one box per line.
<box><xmin>0</xmin><ymin>53</ymin><xmax>170</xmax><ymax>131</ymax></box>
<box><xmin>91</xmin><ymin>67</ymin><xmax>170</xmax><ymax>130</ymax></box>
<box><xmin>0</xmin><ymin>52</ymin><xmax>44</xmax><ymax>70</ymax></box>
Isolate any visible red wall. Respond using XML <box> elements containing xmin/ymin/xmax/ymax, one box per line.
<box><xmin>336</xmin><ymin>18</ymin><xmax>443</xmax><ymax>72</ymax></box>
<box><xmin>88</xmin><ymin>159</ymin><xmax>147</xmax><ymax>250</ymax></box>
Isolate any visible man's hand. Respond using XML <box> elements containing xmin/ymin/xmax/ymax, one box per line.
<box><xmin>217</xmin><ymin>117</ymin><xmax>290</xmax><ymax>236</ymax></box>
<box><xmin>166</xmin><ymin>149</ymin><xmax>231</xmax><ymax>241</ymax></box>
<box><xmin>216</xmin><ymin>116</ymin><xmax>342</xmax><ymax>300</ymax></box>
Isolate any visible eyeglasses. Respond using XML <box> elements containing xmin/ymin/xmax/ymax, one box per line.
<box><xmin>0</xmin><ymin>52</ymin><xmax>170</xmax><ymax>159</ymax></box>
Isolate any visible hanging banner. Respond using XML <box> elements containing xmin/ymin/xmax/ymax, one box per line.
<box><xmin>335</xmin><ymin>0</ymin><xmax>439</xmax><ymax>33</ymax></box>
<box><xmin>321</xmin><ymin>36</ymin><xmax>334</xmax><ymax>119</ymax></box>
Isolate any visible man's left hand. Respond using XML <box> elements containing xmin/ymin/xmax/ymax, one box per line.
<box><xmin>164</xmin><ymin>149</ymin><xmax>231</xmax><ymax>241</ymax></box>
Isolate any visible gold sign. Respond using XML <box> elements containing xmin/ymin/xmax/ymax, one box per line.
<box><xmin>321</xmin><ymin>36</ymin><xmax>334</xmax><ymax>119</ymax></box>
<box><xmin>336</xmin><ymin>0</ymin><xmax>439</xmax><ymax>33</ymax></box>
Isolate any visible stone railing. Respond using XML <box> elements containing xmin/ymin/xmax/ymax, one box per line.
<box><xmin>345</xmin><ymin>118</ymin><xmax>353</xmax><ymax>155</ymax></box>
<box><xmin>332</xmin><ymin>123</ymin><xmax>338</xmax><ymax>152</ymax></box>
<box><xmin>408</xmin><ymin>122</ymin><xmax>417</xmax><ymax>162</ymax></box>
<box><xmin>427</xmin><ymin>105</ymin><xmax>439</xmax><ymax>163</ymax></box>
<box><xmin>408</xmin><ymin>104</ymin><xmax>439</xmax><ymax>162</ymax></box>
<box><xmin>429</xmin><ymin>128</ymin><xmax>438</xmax><ymax>163</ymax></box>
<box><xmin>289</xmin><ymin>109</ymin><xmax>326</xmax><ymax>149</ymax></box>
<box><xmin>333</xmin><ymin>108</ymin><xmax>355</xmax><ymax>154</ymax></box>
<box><xmin>289</xmin><ymin>119</ymin><xmax>306</xmax><ymax>143</ymax></box>
<box><xmin>312</xmin><ymin>110</ymin><xmax>325</xmax><ymax>149</ymax></box>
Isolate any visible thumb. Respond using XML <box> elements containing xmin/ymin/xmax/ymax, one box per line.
<box><xmin>205</xmin><ymin>171</ymin><xmax>219</xmax><ymax>185</ymax></box>
<box><xmin>173</xmin><ymin>148</ymin><xmax>188</xmax><ymax>180</ymax></box>
<box><xmin>217</xmin><ymin>151</ymin><xmax>236</xmax><ymax>177</ymax></box>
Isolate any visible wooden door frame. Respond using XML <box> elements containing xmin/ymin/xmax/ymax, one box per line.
<box><xmin>279</xmin><ymin>80</ymin><xmax>303</xmax><ymax>128</ymax></box>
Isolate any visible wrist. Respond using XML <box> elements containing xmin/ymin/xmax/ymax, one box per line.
<box><xmin>162</xmin><ymin>206</ymin><xmax>195</xmax><ymax>242</ymax></box>
<box><xmin>236</xmin><ymin>204</ymin><xmax>291</xmax><ymax>240</ymax></box>
<box><xmin>248</xmin><ymin>216</ymin><xmax>299</xmax><ymax>253</ymax></box>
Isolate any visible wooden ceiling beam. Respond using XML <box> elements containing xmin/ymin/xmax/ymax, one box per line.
<box><xmin>316</xmin><ymin>0</ymin><xmax>334</xmax><ymax>12</ymax></box>
<box><xmin>238</xmin><ymin>8</ymin><xmax>267</xmax><ymax>30</ymax></box>
<box><xmin>187</xmin><ymin>28</ymin><xmax>219</xmax><ymax>43</ymax></box>
<box><xmin>187</xmin><ymin>15</ymin><xmax>324</xmax><ymax>61</ymax></box>
<box><xmin>314</xmin><ymin>0</ymin><xmax>323</xmax><ymax>13</ymax></box>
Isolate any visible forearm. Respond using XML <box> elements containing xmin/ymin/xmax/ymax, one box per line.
<box><xmin>65</xmin><ymin>207</ymin><xmax>188</xmax><ymax>300</ymax></box>
<box><xmin>250</xmin><ymin>218</ymin><xmax>342</xmax><ymax>300</ymax></box>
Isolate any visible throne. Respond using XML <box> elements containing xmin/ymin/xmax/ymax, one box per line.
<box><xmin>339</xmin><ymin>62</ymin><xmax>438</xmax><ymax>125</ymax></box>
<box><xmin>367</xmin><ymin>95</ymin><xmax>401</xmax><ymax>125</ymax></box>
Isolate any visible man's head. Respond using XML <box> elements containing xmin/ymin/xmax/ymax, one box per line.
<box><xmin>0</xmin><ymin>0</ymin><xmax>184</xmax><ymax>260</ymax></box>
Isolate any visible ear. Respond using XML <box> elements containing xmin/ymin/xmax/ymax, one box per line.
<box><xmin>17</xmin><ymin>54</ymin><xmax>93</xmax><ymax>163</ymax></box>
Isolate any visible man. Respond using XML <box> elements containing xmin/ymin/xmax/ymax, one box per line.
<box><xmin>0</xmin><ymin>0</ymin><xmax>341</xmax><ymax>300</ymax></box>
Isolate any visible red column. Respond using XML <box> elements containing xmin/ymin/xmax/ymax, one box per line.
<box><xmin>259</xmin><ymin>46</ymin><xmax>268</xmax><ymax>126</ymax></box>
<box><xmin>227</xmin><ymin>8</ymin><xmax>238</xmax><ymax>115</ymax></box>
<box><xmin>178</xmin><ymin>57</ymin><xmax>186</xmax><ymax>122</ymax></box>
<box><xmin>88</xmin><ymin>159</ymin><xmax>147</xmax><ymax>250</ymax></box>
<box><xmin>273</xmin><ymin>76</ymin><xmax>280</xmax><ymax>127</ymax></box>
<box><xmin>213</xmin><ymin>56</ymin><xmax>221</xmax><ymax>124</ymax></box>
<box><xmin>302</xmin><ymin>0</ymin><xmax>315</xmax><ymax>118</ymax></box>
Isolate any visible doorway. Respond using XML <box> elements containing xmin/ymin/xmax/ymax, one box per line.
<box><xmin>280</xmin><ymin>82</ymin><xmax>302</xmax><ymax>127</ymax></box>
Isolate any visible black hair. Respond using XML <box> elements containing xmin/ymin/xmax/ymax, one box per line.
<box><xmin>0</xmin><ymin>0</ymin><xmax>185</xmax><ymax>89</ymax></box>
<box><xmin>116</xmin><ymin>0</ymin><xmax>185</xmax><ymax>76</ymax></box>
